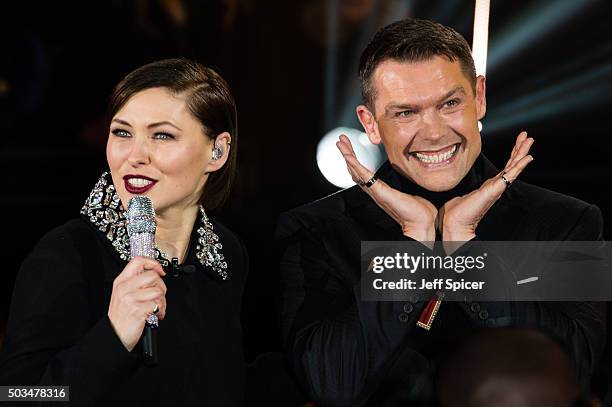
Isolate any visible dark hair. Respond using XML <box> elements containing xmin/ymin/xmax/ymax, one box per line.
<box><xmin>107</xmin><ymin>58</ymin><xmax>237</xmax><ymax>210</ymax></box>
<box><xmin>358</xmin><ymin>18</ymin><xmax>476</xmax><ymax>110</ymax></box>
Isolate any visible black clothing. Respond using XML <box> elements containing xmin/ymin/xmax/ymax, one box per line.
<box><xmin>0</xmin><ymin>216</ymin><xmax>247</xmax><ymax>406</ymax></box>
<box><xmin>276</xmin><ymin>155</ymin><xmax>606</xmax><ymax>406</ymax></box>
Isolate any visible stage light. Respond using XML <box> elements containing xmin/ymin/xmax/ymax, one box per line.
<box><xmin>317</xmin><ymin>127</ymin><xmax>385</xmax><ymax>189</ymax></box>
<box><xmin>472</xmin><ymin>0</ymin><xmax>490</xmax><ymax>76</ymax></box>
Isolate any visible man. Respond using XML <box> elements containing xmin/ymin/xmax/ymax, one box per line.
<box><xmin>436</xmin><ymin>327</ymin><xmax>600</xmax><ymax>407</ymax></box>
<box><xmin>276</xmin><ymin>18</ymin><xmax>605</xmax><ymax>406</ymax></box>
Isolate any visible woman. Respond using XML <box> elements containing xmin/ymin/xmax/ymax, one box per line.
<box><xmin>0</xmin><ymin>58</ymin><xmax>247</xmax><ymax>406</ymax></box>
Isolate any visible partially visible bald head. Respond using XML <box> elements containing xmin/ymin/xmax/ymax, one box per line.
<box><xmin>436</xmin><ymin>328</ymin><xmax>583</xmax><ymax>407</ymax></box>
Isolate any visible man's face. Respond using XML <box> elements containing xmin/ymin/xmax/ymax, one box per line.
<box><xmin>357</xmin><ymin>56</ymin><xmax>486</xmax><ymax>192</ymax></box>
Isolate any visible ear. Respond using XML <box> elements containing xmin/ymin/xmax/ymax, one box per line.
<box><xmin>205</xmin><ymin>131</ymin><xmax>231</xmax><ymax>173</ymax></box>
<box><xmin>356</xmin><ymin>105</ymin><xmax>381</xmax><ymax>145</ymax></box>
<box><xmin>475</xmin><ymin>75</ymin><xmax>487</xmax><ymax>120</ymax></box>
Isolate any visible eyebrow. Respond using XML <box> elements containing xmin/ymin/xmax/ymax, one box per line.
<box><xmin>384</xmin><ymin>86</ymin><xmax>467</xmax><ymax>115</ymax></box>
<box><xmin>111</xmin><ymin>118</ymin><xmax>183</xmax><ymax>131</ymax></box>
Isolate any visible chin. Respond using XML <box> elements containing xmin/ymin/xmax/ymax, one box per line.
<box><xmin>418</xmin><ymin>179</ymin><xmax>460</xmax><ymax>192</ymax></box>
<box><xmin>402</xmin><ymin>166</ymin><xmax>462</xmax><ymax>192</ymax></box>
<box><xmin>407</xmin><ymin>162</ymin><xmax>470</xmax><ymax>192</ymax></box>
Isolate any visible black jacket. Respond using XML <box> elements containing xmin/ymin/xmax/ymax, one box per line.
<box><xmin>276</xmin><ymin>155</ymin><xmax>606</xmax><ymax>406</ymax></box>
<box><xmin>0</xmin><ymin>215</ymin><xmax>248</xmax><ymax>406</ymax></box>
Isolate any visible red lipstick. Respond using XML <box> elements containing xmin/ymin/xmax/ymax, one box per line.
<box><xmin>123</xmin><ymin>174</ymin><xmax>158</xmax><ymax>194</ymax></box>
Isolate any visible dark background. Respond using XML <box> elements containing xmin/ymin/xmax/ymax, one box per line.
<box><xmin>1</xmin><ymin>0</ymin><xmax>611</xmax><ymax>362</ymax></box>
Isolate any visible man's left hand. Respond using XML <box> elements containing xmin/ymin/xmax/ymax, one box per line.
<box><xmin>439</xmin><ymin>131</ymin><xmax>535</xmax><ymax>242</ymax></box>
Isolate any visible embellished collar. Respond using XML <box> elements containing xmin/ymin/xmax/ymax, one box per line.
<box><xmin>80</xmin><ymin>172</ymin><xmax>229</xmax><ymax>280</ymax></box>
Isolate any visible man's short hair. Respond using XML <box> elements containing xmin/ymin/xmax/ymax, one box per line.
<box><xmin>358</xmin><ymin>18</ymin><xmax>477</xmax><ymax>111</ymax></box>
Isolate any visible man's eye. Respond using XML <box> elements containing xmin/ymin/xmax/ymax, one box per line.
<box><xmin>444</xmin><ymin>99</ymin><xmax>460</xmax><ymax>108</ymax></box>
<box><xmin>153</xmin><ymin>132</ymin><xmax>175</xmax><ymax>140</ymax></box>
<box><xmin>111</xmin><ymin>129</ymin><xmax>130</xmax><ymax>137</ymax></box>
<box><xmin>397</xmin><ymin>110</ymin><xmax>414</xmax><ymax>118</ymax></box>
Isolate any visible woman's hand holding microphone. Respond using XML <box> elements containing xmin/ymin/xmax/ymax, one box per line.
<box><xmin>107</xmin><ymin>257</ymin><xmax>167</xmax><ymax>351</ymax></box>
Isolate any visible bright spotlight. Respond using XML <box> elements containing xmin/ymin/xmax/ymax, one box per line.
<box><xmin>316</xmin><ymin>127</ymin><xmax>385</xmax><ymax>189</ymax></box>
<box><xmin>472</xmin><ymin>0</ymin><xmax>491</xmax><ymax>77</ymax></box>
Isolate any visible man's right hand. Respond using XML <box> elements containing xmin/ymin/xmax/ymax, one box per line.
<box><xmin>107</xmin><ymin>257</ymin><xmax>167</xmax><ymax>352</ymax></box>
<box><xmin>337</xmin><ymin>134</ymin><xmax>437</xmax><ymax>242</ymax></box>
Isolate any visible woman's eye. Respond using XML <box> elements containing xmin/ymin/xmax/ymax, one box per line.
<box><xmin>111</xmin><ymin>129</ymin><xmax>130</xmax><ymax>137</ymax></box>
<box><xmin>153</xmin><ymin>132</ymin><xmax>175</xmax><ymax>140</ymax></box>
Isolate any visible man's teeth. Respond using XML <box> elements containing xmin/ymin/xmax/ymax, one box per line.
<box><xmin>414</xmin><ymin>145</ymin><xmax>457</xmax><ymax>163</ymax></box>
<box><xmin>127</xmin><ymin>178</ymin><xmax>153</xmax><ymax>187</ymax></box>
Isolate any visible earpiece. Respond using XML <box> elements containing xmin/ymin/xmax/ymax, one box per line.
<box><xmin>212</xmin><ymin>145</ymin><xmax>223</xmax><ymax>161</ymax></box>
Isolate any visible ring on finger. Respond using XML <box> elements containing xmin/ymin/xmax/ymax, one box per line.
<box><xmin>147</xmin><ymin>303</ymin><xmax>160</xmax><ymax>327</ymax></box>
<box><xmin>501</xmin><ymin>172</ymin><xmax>512</xmax><ymax>188</ymax></box>
<box><xmin>364</xmin><ymin>176</ymin><xmax>377</xmax><ymax>188</ymax></box>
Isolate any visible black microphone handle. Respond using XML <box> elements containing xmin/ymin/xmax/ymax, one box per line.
<box><xmin>141</xmin><ymin>322</ymin><xmax>158</xmax><ymax>366</ymax></box>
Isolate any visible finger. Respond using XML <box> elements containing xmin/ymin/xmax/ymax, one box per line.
<box><xmin>130</xmin><ymin>286</ymin><xmax>166</xmax><ymax>304</ymax></box>
<box><xmin>515</xmin><ymin>137</ymin><xmax>534</xmax><ymax>159</ymax></box>
<box><xmin>115</xmin><ymin>257</ymin><xmax>166</xmax><ymax>285</ymax></box>
<box><xmin>507</xmin><ymin>137</ymin><xmax>534</xmax><ymax>169</ymax></box>
<box><xmin>339</xmin><ymin>134</ymin><xmax>358</xmax><ymax>156</ymax></box>
<box><xmin>158</xmin><ymin>296</ymin><xmax>167</xmax><ymax>320</ymax></box>
<box><xmin>506</xmin><ymin>136</ymin><xmax>533</xmax><ymax>170</ymax></box>
<box><xmin>336</xmin><ymin>134</ymin><xmax>357</xmax><ymax>159</ymax></box>
<box><xmin>138</xmin><ymin>257</ymin><xmax>166</xmax><ymax>276</ymax></box>
<box><xmin>145</xmin><ymin>294</ymin><xmax>167</xmax><ymax>321</ymax></box>
<box><xmin>114</xmin><ymin>272</ymin><xmax>165</xmax><ymax>301</ymax></box>
<box><xmin>503</xmin><ymin>155</ymin><xmax>534</xmax><ymax>183</ymax></box>
<box><xmin>506</xmin><ymin>131</ymin><xmax>528</xmax><ymax>168</ymax></box>
<box><xmin>337</xmin><ymin>136</ymin><xmax>364</xmax><ymax>170</ymax></box>
<box><xmin>129</xmin><ymin>270</ymin><xmax>167</xmax><ymax>292</ymax></box>
<box><xmin>134</xmin><ymin>298</ymin><xmax>166</xmax><ymax>322</ymax></box>
<box><xmin>138</xmin><ymin>274</ymin><xmax>167</xmax><ymax>299</ymax></box>
<box><xmin>337</xmin><ymin>147</ymin><xmax>369</xmax><ymax>184</ymax></box>
<box><xmin>149</xmin><ymin>297</ymin><xmax>167</xmax><ymax>320</ymax></box>
<box><xmin>336</xmin><ymin>136</ymin><xmax>375</xmax><ymax>184</ymax></box>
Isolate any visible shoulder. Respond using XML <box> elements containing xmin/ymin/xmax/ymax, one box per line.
<box><xmin>16</xmin><ymin>218</ymin><xmax>97</xmax><ymax>292</ymax></box>
<box><xmin>275</xmin><ymin>186</ymin><xmax>362</xmax><ymax>239</ymax></box>
<box><xmin>27</xmin><ymin>218</ymin><xmax>95</xmax><ymax>261</ymax></box>
<box><xmin>505</xmin><ymin>180</ymin><xmax>603</xmax><ymax>239</ymax></box>
<box><xmin>508</xmin><ymin>180</ymin><xmax>592</xmax><ymax>213</ymax></box>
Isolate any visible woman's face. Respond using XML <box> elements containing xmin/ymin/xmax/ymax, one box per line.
<box><xmin>107</xmin><ymin>87</ymin><xmax>215</xmax><ymax>216</ymax></box>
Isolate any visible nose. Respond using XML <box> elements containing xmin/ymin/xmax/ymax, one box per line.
<box><xmin>419</xmin><ymin>110</ymin><xmax>446</xmax><ymax>142</ymax></box>
<box><xmin>127</xmin><ymin>136</ymin><xmax>151</xmax><ymax>167</ymax></box>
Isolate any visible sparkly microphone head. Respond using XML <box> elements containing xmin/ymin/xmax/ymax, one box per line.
<box><xmin>127</xmin><ymin>196</ymin><xmax>157</xmax><ymax>259</ymax></box>
<box><xmin>127</xmin><ymin>196</ymin><xmax>156</xmax><ymax>235</ymax></box>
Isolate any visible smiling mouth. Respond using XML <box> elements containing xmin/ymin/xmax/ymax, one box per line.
<box><xmin>409</xmin><ymin>143</ymin><xmax>461</xmax><ymax>165</ymax></box>
<box><xmin>127</xmin><ymin>178</ymin><xmax>154</xmax><ymax>188</ymax></box>
<box><xmin>123</xmin><ymin>175</ymin><xmax>158</xmax><ymax>194</ymax></box>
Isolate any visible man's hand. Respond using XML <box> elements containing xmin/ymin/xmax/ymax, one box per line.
<box><xmin>439</xmin><ymin>131</ymin><xmax>534</xmax><ymax>242</ymax></box>
<box><xmin>337</xmin><ymin>135</ymin><xmax>437</xmax><ymax>242</ymax></box>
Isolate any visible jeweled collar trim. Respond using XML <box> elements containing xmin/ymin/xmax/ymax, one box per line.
<box><xmin>80</xmin><ymin>172</ymin><xmax>229</xmax><ymax>281</ymax></box>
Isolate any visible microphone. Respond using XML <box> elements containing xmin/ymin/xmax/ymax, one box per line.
<box><xmin>126</xmin><ymin>196</ymin><xmax>159</xmax><ymax>366</ymax></box>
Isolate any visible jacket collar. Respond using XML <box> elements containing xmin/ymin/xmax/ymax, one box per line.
<box><xmin>80</xmin><ymin>172</ymin><xmax>230</xmax><ymax>280</ymax></box>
